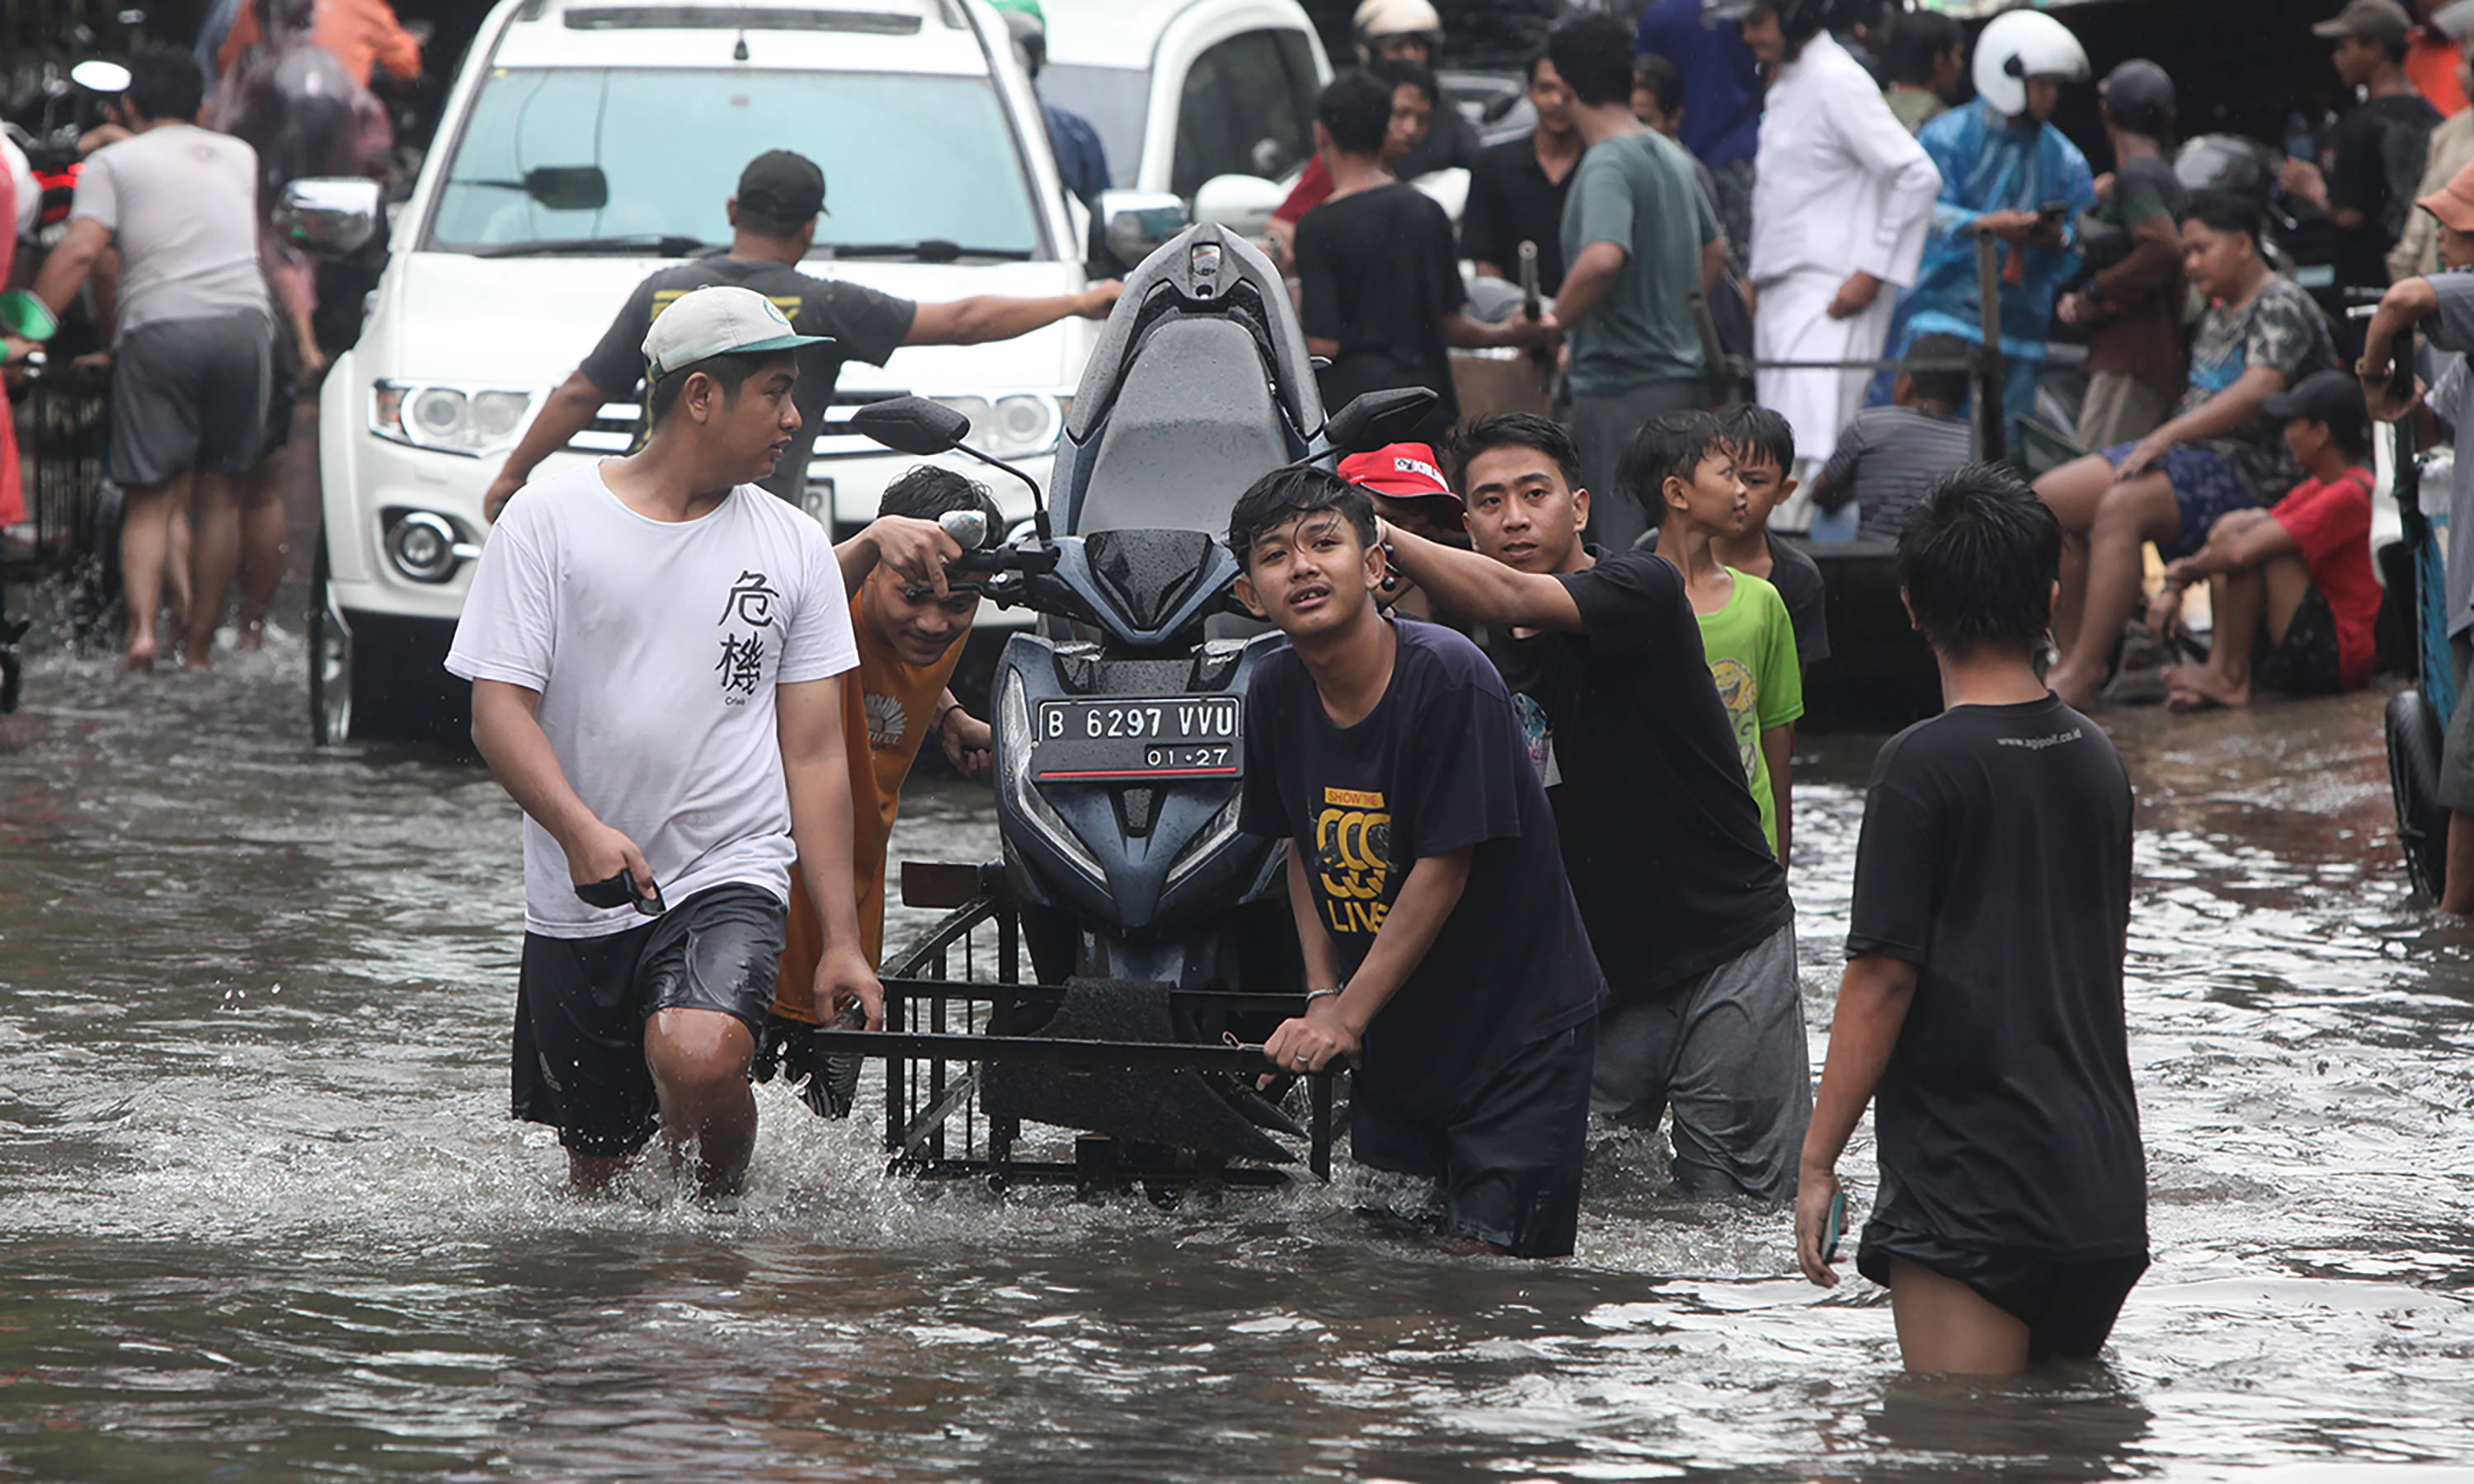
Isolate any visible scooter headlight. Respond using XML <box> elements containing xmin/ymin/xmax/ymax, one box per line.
<box><xmin>999</xmin><ymin>669</ymin><xmax>1105</xmax><ymax>883</ymax></box>
<box><xmin>1164</xmin><ymin>791</ymin><xmax>1244</xmax><ymax>890</ymax></box>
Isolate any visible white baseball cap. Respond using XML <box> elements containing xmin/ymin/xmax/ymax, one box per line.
<box><xmin>642</xmin><ymin>284</ymin><xmax>831</xmax><ymax>381</ymax></box>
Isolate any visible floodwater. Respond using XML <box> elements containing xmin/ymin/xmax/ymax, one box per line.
<box><xmin>2</xmin><ymin>625</ymin><xmax>2471</xmax><ymax>1482</ymax></box>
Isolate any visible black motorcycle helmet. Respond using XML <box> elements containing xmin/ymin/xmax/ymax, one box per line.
<box><xmin>2175</xmin><ymin>134</ymin><xmax>2277</xmax><ymax>209</ymax></box>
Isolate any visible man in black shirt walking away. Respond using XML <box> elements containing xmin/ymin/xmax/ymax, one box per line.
<box><xmin>1380</xmin><ymin>414</ymin><xmax>1808</xmax><ymax>1204</ymax></box>
<box><xmin>1797</xmin><ymin>464</ymin><xmax>2147</xmax><ymax>1375</ymax></box>
<box><xmin>1296</xmin><ymin>73</ymin><xmax>1550</xmax><ymax>448</ymax></box>
<box><xmin>1231</xmin><ymin>467</ymin><xmax>1604</xmax><ymax>1258</ymax></box>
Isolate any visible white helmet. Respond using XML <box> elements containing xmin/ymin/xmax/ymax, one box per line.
<box><xmin>1973</xmin><ymin>9</ymin><xmax>2091</xmax><ymax>118</ymax></box>
<box><xmin>1353</xmin><ymin>0</ymin><xmax>1442</xmax><ymax>53</ymax></box>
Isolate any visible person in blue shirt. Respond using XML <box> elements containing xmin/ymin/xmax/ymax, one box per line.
<box><xmin>991</xmin><ymin>0</ymin><xmax>1110</xmax><ymax>212</ymax></box>
<box><xmin>1634</xmin><ymin>0</ymin><xmax>1765</xmax><ymax>271</ymax></box>
<box><xmin>1876</xmin><ymin>9</ymin><xmax>2095</xmax><ymax>439</ymax></box>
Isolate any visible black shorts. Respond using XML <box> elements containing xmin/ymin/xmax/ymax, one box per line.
<box><xmin>2255</xmin><ymin>585</ymin><xmax>2344</xmax><ymax>697</ymax></box>
<box><xmin>1857</xmin><ymin>1223</ymin><xmax>2149</xmax><ymax>1362</ymax></box>
<box><xmin>510</xmin><ymin>885</ymin><xmax>786</xmax><ymax>1158</ymax></box>
<box><xmin>1347</xmin><ymin>1019</ymin><xmax>1596</xmax><ymax>1260</ymax></box>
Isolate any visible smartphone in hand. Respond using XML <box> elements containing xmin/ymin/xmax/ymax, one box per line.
<box><xmin>1823</xmin><ymin>1190</ymin><xmax>1847</xmax><ymax>1266</ymax></box>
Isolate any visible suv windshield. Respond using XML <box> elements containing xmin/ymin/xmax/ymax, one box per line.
<box><xmin>426</xmin><ymin>68</ymin><xmax>1047</xmax><ymax>258</ymax></box>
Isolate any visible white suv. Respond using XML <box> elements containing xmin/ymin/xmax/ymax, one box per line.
<box><xmin>310</xmin><ymin>0</ymin><xmax>1094</xmax><ymax>741</ymax></box>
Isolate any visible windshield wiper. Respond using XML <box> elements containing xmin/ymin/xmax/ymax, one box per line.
<box><xmin>467</xmin><ymin>235</ymin><xmax>713</xmax><ymax>258</ymax></box>
<box><xmin>818</xmin><ymin>240</ymin><xmax>1034</xmax><ymax>263</ymax></box>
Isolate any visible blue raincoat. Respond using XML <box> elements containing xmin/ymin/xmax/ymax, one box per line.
<box><xmin>1879</xmin><ymin>100</ymin><xmax>2096</xmax><ymax>426</ymax></box>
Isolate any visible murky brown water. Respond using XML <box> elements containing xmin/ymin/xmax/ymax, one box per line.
<box><xmin>2</xmin><ymin>618</ymin><xmax>2470</xmax><ymax>1481</ymax></box>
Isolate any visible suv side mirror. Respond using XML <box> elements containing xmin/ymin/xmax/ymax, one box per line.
<box><xmin>1323</xmin><ymin>387</ymin><xmax>1439</xmax><ymax>456</ymax></box>
<box><xmin>275</xmin><ymin>177</ymin><xmax>383</xmax><ymax>258</ymax></box>
<box><xmin>850</xmin><ymin>395</ymin><xmax>971</xmax><ymax>456</ymax></box>
<box><xmin>1192</xmin><ymin>174</ymin><xmax>1285</xmax><ymax>238</ymax></box>
<box><xmin>1098</xmin><ymin>190</ymin><xmax>1188</xmax><ymax>269</ymax></box>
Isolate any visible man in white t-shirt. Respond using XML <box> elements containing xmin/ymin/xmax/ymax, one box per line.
<box><xmin>447</xmin><ymin>285</ymin><xmax>881</xmax><ymax>1201</ymax></box>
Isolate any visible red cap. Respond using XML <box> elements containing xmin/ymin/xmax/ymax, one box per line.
<box><xmin>1339</xmin><ymin>443</ymin><xmax>1459</xmax><ymax>505</ymax></box>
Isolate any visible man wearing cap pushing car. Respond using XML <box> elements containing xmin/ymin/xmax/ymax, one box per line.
<box><xmin>484</xmin><ymin>148</ymin><xmax>1122</xmax><ymax>536</ymax></box>
<box><xmin>1338</xmin><ymin>441</ymin><xmax>1465</xmax><ymax>621</ymax></box>
<box><xmin>449</xmin><ymin>284</ymin><xmax>880</xmax><ymax>1204</ymax></box>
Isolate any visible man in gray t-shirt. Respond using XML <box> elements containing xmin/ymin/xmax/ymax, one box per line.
<box><xmin>1545</xmin><ymin>16</ymin><xmax>1727</xmax><ymax>552</ymax></box>
<box><xmin>34</xmin><ymin>45</ymin><xmax>272</xmax><ymax>674</ymax></box>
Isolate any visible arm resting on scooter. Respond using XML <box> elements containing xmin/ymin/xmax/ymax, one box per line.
<box><xmin>32</xmin><ymin>218</ymin><xmax>108</xmax><ymax>319</ymax></box>
<box><xmin>1378</xmin><ymin>522</ymin><xmax>1584</xmax><ymax>633</ymax></box>
<box><xmin>1262</xmin><ymin>844</ymin><xmax>1472</xmax><ymax>1075</ymax></box>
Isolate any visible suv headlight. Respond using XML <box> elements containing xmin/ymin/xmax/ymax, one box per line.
<box><xmin>930</xmin><ymin>392</ymin><xmax>1067</xmax><ymax>459</ymax></box>
<box><xmin>371</xmin><ymin>382</ymin><xmax>537</xmax><ymax>458</ymax></box>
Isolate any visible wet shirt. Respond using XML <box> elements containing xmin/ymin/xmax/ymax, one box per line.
<box><xmin>1818</xmin><ymin>404</ymin><xmax>1973</xmax><ymax>542</ymax></box>
<box><xmin>2421</xmin><ymin>269</ymin><xmax>2474</xmax><ymax>635</ymax></box>
<box><xmin>1761</xmin><ymin>532</ymin><xmax>1832</xmax><ymax>667</ymax></box>
<box><xmin>2329</xmin><ymin>93</ymin><xmax>2442</xmax><ymax>291</ymax></box>
<box><xmin>1484</xmin><ymin>550</ymin><xmax>1791</xmax><ymax>1001</ymax></box>
<box><xmin>1239</xmin><ymin>620</ymin><xmax>1603</xmax><ymax>1116</ymax></box>
<box><xmin>1847</xmin><ymin>693</ymin><xmax>2146</xmax><ymax>1261</ymax></box>
<box><xmin>1560</xmin><ymin>129</ymin><xmax>1719</xmax><ymax>395</ymax></box>
<box><xmin>1460</xmin><ymin>134</ymin><xmax>1573</xmax><ymax>294</ymax></box>
<box><xmin>72</xmin><ymin>124</ymin><xmax>269</xmax><ymax>339</ymax></box>
<box><xmin>1296</xmin><ymin>182</ymin><xmax>1466</xmax><ymax>439</ymax></box>
<box><xmin>446</xmin><ymin>464</ymin><xmax>858</xmax><ymax>938</ymax></box>
<box><xmin>576</xmin><ymin>258</ymin><xmax>915</xmax><ymax>505</ymax></box>
<box><xmin>2270</xmin><ymin>468</ymin><xmax>2381</xmax><ymax>691</ymax></box>
<box><xmin>1694</xmin><ymin>571</ymin><xmax>1804</xmax><ymax>857</ymax></box>
<box><xmin>2180</xmin><ymin>275</ymin><xmax>2340</xmax><ymax>503</ymax></box>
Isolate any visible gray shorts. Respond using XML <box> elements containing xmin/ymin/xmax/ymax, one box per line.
<box><xmin>108</xmin><ymin>312</ymin><xmax>273</xmax><ymax>487</ymax></box>
<box><xmin>1592</xmin><ymin>918</ymin><xmax>1812</xmax><ymax>1202</ymax></box>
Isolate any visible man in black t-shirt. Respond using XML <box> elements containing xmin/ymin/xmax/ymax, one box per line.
<box><xmin>1461</xmin><ymin>52</ymin><xmax>1583</xmax><ymax>296</ymax></box>
<box><xmin>486</xmin><ymin>149</ymin><xmax>1121</xmax><ymax>521</ymax></box>
<box><xmin>1230</xmin><ymin>467</ymin><xmax>1603</xmax><ymax>1260</ymax></box>
<box><xmin>2283</xmin><ymin>0</ymin><xmax>2442</xmax><ymax>308</ymax></box>
<box><xmin>1381</xmin><ymin>414</ymin><xmax>1808</xmax><ymax>1204</ymax></box>
<box><xmin>1296</xmin><ymin>73</ymin><xmax>1548</xmax><ymax>448</ymax></box>
<box><xmin>1796</xmin><ymin>464</ymin><xmax>2146</xmax><ymax>1376</ymax></box>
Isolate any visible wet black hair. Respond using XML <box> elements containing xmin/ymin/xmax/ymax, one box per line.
<box><xmin>1446</xmin><ymin>412</ymin><xmax>1583</xmax><ymax>494</ymax></box>
<box><xmin>1633</xmin><ymin>54</ymin><xmax>1686</xmax><ymax>117</ymax></box>
<box><xmin>125</xmin><ymin>44</ymin><xmax>205</xmax><ymax>124</ymax></box>
<box><xmin>1318</xmin><ymin>71</ymin><xmax>1395</xmax><ymax>157</ymax></box>
<box><xmin>1619</xmin><ymin>409</ymin><xmax>1729</xmax><ymax>530</ymax></box>
<box><xmin>877</xmin><ymin>464</ymin><xmax>1004</xmax><ymax>538</ymax></box>
<box><xmin>1902</xmin><ymin>333</ymin><xmax>1976</xmax><ymax>406</ymax></box>
<box><xmin>2185</xmin><ymin>189</ymin><xmax>2265</xmax><ymax>246</ymax></box>
<box><xmin>1371</xmin><ymin>55</ymin><xmax>1439</xmax><ymax>107</ymax></box>
<box><xmin>1229</xmin><ymin>465</ymin><xmax>1376</xmax><ymax>570</ymax></box>
<box><xmin>1896</xmin><ymin>463</ymin><xmax>2062</xmax><ymax>656</ymax></box>
<box><xmin>1716</xmin><ymin>402</ymin><xmax>1795</xmax><ymax>473</ymax></box>
<box><xmin>1548</xmin><ymin>13</ymin><xmax>1636</xmax><ymax>110</ymax></box>
<box><xmin>646</xmin><ymin>350</ymin><xmax>781</xmax><ymax>426</ymax></box>
<box><xmin>1885</xmin><ymin>11</ymin><xmax>1963</xmax><ymax>88</ymax></box>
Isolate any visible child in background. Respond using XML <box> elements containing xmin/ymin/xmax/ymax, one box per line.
<box><xmin>2150</xmin><ymin>369</ymin><xmax>2381</xmax><ymax>710</ymax></box>
<box><xmin>1799</xmin><ymin>463</ymin><xmax>2145</xmax><ymax>1375</ymax></box>
<box><xmin>1710</xmin><ymin>402</ymin><xmax>1832</xmax><ymax>669</ymax></box>
<box><xmin>1807</xmin><ymin>332</ymin><xmax>1976</xmax><ymax>543</ymax></box>
<box><xmin>1634</xmin><ymin>410</ymin><xmax>1804</xmax><ymax>866</ymax></box>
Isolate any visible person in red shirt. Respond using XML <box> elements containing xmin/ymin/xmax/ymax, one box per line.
<box><xmin>2407</xmin><ymin>0</ymin><xmax>2470</xmax><ymax>115</ymax></box>
<box><xmin>216</xmin><ymin>0</ymin><xmax>420</xmax><ymax>90</ymax></box>
<box><xmin>2150</xmin><ymin>369</ymin><xmax>2381</xmax><ymax>709</ymax></box>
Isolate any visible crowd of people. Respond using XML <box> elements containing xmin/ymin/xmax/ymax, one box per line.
<box><xmin>31</xmin><ymin>0</ymin><xmax>2474</xmax><ymax>1386</ymax></box>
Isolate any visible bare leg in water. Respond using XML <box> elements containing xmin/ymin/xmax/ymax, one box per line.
<box><xmin>2035</xmin><ymin>452</ymin><xmax>2183</xmax><ymax>710</ymax></box>
<box><xmin>117</xmin><ymin>475</ymin><xmax>187</xmax><ymax>670</ymax></box>
<box><xmin>183</xmin><ymin>471</ymin><xmax>244</xmax><ymax>670</ymax></box>
<box><xmin>235</xmin><ymin>444</ymin><xmax>291</xmax><ymax>650</ymax></box>
<box><xmin>2159</xmin><ymin>511</ymin><xmax>2314</xmax><ymax>711</ymax></box>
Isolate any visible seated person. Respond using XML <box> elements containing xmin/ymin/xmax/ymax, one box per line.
<box><xmin>2150</xmin><ymin>369</ymin><xmax>2380</xmax><ymax>710</ymax></box>
<box><xmin>1808</xmin><ymin>333</ymin><xmax>1975</xmax><ymax>542</ymax></box>
<box><xmin>1339</xmin><ymin>440</ymin><xmax>1465</xmax><ymax>622</ymax></box>
<box><xmin>2033</xmin><ymin>192</ymin><xmax>2339</xmax><ymax>709</ymax></box>
<box><xmin>1231</xmin><ymin>466</ymin><xmax>1605</xmax><ymax>1258</ymax></box>
<box><xmin>774</xmin><ymin>468</ymin><xmax>1001</xmax><ymax>1040</ymax></box>
<box><xmin>1710</xmin><ymin>402</ymin><xmax>1831</xmax><ymax>667</ymax></box>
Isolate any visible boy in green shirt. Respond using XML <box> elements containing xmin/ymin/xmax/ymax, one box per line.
<box><xmin>1631</xmin><ymin>410</ymin><xmax>1804</xmax><ymax>864</ymax></box>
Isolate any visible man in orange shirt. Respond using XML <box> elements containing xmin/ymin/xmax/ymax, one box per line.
<box><xmin>217</xmin><ymin>0</ymin><xmax>421</xmax><ymax>90</ymax></box>
<box><xmin>774</xmin><ymin>467</ymin><xmax>999</xmax><ymax>1023</ymax></box>
<box><xmin>2408</xmin><ymin>0</ymin><xmax>2470</xmax><ymax>115</ymax></box>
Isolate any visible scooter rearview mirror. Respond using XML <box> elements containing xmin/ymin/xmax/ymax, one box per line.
<box><xmin>850</xmin><ymin>396</ymin><xmax>971</xmax><ymax>457</ymax></box>
<box><xmin>1323</xmin><ymin>387</ymin><xmax>1440</xmax><ymax>456</ymax></box>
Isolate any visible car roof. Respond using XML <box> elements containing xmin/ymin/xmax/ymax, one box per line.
<box><xmin>489</xmin><ymin>0</ymin><xmax>997</xmax><ymax>73</ymax></box>
<box><xmin>1038</xmin><ymin>0</ymin><xmax>1319</xmax><ymax>72</ymax></box>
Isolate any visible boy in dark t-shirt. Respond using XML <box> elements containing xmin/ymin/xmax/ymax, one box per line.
<box><xmin>1383</xmin><ymin>413</ymin><xmax>1808</xmax><ymax>1203</ymax></box>
<box><xmin>1797</xmin><ymin>463</ymin><xmax>2147</xmax><ymax>1376</ymax></box>
<box><xmin>1231</xmin><ymin>467</ymin><xmax>1604</xmax><ymax>1259</ymax></box>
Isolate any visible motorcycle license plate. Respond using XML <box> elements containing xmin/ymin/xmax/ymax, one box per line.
<box><xmin>1032</xmin><ymin>697</ymin><xmax>1241</xmax><ymax>782</ymax></box>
